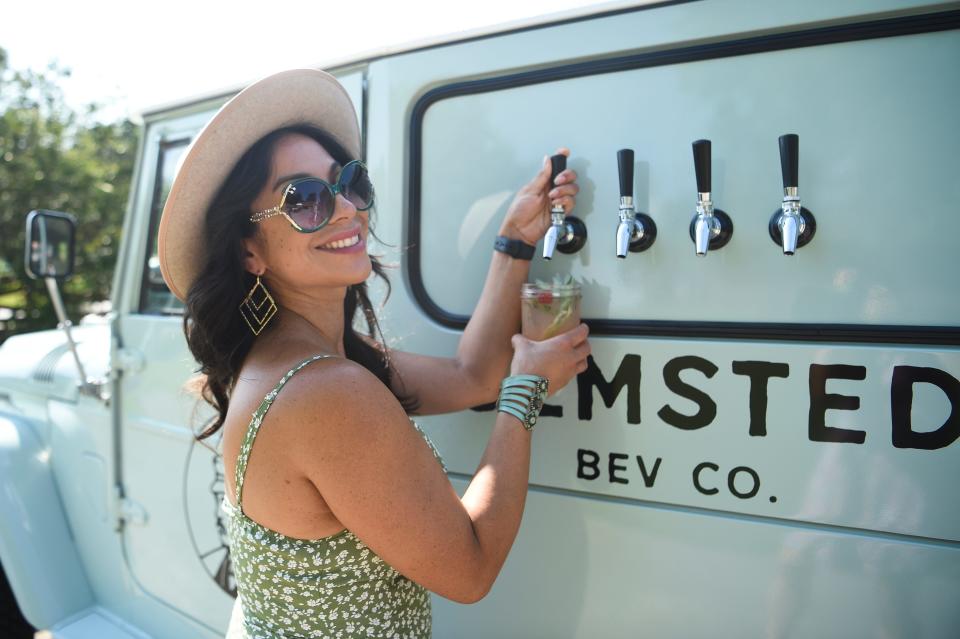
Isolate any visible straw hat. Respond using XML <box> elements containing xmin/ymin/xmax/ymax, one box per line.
<box><xmin>157</xmin><ymin>68</ymin><xmax>362</xmax><ymax>302</ymax></box>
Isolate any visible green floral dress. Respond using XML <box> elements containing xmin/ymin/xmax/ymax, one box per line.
<box><xmin>222</xmin><ymin>354</ymin><xmax>446</xmax><ymax>638</ymax></box>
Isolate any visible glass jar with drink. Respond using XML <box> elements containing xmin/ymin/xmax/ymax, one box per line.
<box><xmin>520</xmin><ymin>276</ymin><xmax>581</xmax><ymax>341</ymax></box>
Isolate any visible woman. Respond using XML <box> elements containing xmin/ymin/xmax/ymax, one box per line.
<box><xmin>158</xmin><ymin>69</ymin><xmax>590</xmax><ymax>639</ymax></box>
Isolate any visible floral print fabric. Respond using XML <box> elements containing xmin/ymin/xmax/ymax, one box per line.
<box><xmin>222</xmin><ymin>354</ymin><xmax>445</xmax><ymax>638</ymax></box>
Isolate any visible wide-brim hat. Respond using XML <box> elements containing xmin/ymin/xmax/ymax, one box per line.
<box><xmin>157</xmin><ymin>68</ymin><xmax>361</xmax><ymax>302</ymax></box>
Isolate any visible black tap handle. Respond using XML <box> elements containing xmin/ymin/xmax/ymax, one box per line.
<box><xmin>779</xmin><ymin>134</ymin><xmax>799</xmax><ymax>189</ymax></box>
<box><xmin>617</xmin><ymin>149</ymin><xmax>634</xmax><ymax>198</ymax></box>
<box><xmin>550</xmin><ymin>154</ymin><xmax>566</xmax><ymax>187</ymax></box>
<box><xmin>692</xmin><ymin>139</ymin><xmax>711</xmax><ymax>193</ymax></box>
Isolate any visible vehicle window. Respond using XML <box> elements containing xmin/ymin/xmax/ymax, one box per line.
<box><xmin>140</xmin><ymin>140</ymin><xmax>189</xmax><ymax>314</ymax></box>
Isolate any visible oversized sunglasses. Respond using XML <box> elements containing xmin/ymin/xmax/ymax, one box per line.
<box><xmin>249</xmin><ymin>160</ymin><xmax>374</xmax><ymax>232</ymax></box>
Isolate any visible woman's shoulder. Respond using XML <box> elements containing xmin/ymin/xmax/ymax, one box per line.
<box><xmin>248</xmin><ymin>347</ymin><xmax>398</xmax><ymax>422</ymax></box>
<box><xmin>279</xmin><ymin>353</ymin><xmax>394</xmax><ymax>409</ymax></box>
<box><xmin>266</xmin><ymin>354</ymin><xmax>414</xmax><ymax>475</ymax></box>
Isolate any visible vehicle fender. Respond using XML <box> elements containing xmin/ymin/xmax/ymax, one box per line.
<box><xmin>0</xmin><ymin>410</ymin><xmax>94</xmax><ymax>629</ymax></box>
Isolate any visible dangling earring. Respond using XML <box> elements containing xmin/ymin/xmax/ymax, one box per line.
<box><xmin>239</xmin><ymin>274</ymin><xmax>277</xmax><ymax>336</ymax></box>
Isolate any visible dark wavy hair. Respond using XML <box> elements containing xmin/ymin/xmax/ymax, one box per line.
<box><xmin>184</xmin><ymin>124</ymin><xmax>416</xmax><ymax>441</ymax></box>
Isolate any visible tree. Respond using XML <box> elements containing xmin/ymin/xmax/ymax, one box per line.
<box><xmin>0</xmin><ymin>46</ymin><xmax>137</xmax><ymax>343</ymax></box>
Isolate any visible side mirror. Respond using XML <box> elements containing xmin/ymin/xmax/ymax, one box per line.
<box><xmin>21</xmin><ymin>209</ymin><xmax>104</xmax><ymax>401</ymax></box>
<box><xmin>25</xmin><ymin>210</ymin><xmax>77</xmax><ymax>280</ymax></box>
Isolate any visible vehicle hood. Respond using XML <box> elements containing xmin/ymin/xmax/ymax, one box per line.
<box><xmin>0</xmin><ymin>320</ymin><xmax>111</xmax><ymax>405</ymax></box>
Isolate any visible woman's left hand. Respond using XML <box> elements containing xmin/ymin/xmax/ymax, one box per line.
<box><xmin>499</xmin><ymin>147</ymin><xmax>580</xmax><ymax>245</ymax></box>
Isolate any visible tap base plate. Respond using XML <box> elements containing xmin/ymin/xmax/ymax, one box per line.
<box><xmin>628</xmin><ymin>213</ymin><xmax>658</xmax><ymax>252</ymax></box>
<box><xmin>688</xmin><ymin>209</ymin><xmax>733</xmax><ymax>251</ymax></box>
<box><xmin>556</xmin><ymin>216</ymin><xmax>588</xmax><ymax>254</ymax></box>
<box><xmin>768</xmin><ymin>207</ymin><xmax>816</xmax><ymax>252</ymax></box>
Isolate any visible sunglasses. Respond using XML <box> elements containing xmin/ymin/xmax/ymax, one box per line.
<box><xmin>249</xmin><ymin>160</ymin><xmax>374</xmax><ymax>233</ymax></box>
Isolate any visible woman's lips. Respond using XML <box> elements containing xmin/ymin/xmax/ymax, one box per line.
<box><xmin>316</xmin><ymin>233</ymin><xmax>366</xmax><ymax>254</ymax></box>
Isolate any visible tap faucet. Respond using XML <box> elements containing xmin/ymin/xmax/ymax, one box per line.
<box><xmin>769</xmin><ymin>134</ymin><xmax>817</xmax><ymax>254</ymax></box>
<box><xmin>615</xmin><ymin>149</ymin><xmax>657</xmax><ymax>258</ymax></box>
<box><xmin>689</xmin><ymin>139</ymin><xmax>733</xmax><ymax>256</ymax></box>
<box><xmin>542</xmin><ymin>154</ymin><xmax>587</xmax><ymax>259</ymax></box>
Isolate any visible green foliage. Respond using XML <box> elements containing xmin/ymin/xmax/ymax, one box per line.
<box><xmin>0</xmin><ymin>46</ymin><xmax>138</xmax><ymax>343</ymax></box>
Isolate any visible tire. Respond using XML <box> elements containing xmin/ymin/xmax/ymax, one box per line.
<box><xmin>0</xmin><ymin>559</ymin><xmax>35</xmax><ymax>639</ymax></box>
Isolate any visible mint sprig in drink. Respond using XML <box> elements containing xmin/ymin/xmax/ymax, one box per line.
<box><xmin>520</xmin><ymin>275</ymin><xmax>581</xmax><ymax>341</ymax></box>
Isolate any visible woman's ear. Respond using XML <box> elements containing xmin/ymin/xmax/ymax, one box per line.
<box><xmin>241</xmin><ymin>237</ymin><xmax>266</xmax><ymax>276</ymax></box>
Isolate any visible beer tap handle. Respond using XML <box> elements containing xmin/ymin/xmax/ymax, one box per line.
<box><xmin>779</xmin><ymin>134</ymin><xmax>799</xmax><ymax>190</ymax></box>
<box><xmin>688</xmin><ymin>138</ymin><xmax>732</xmax><ymax>255</ymax></box>
<box><xmin>550</xmin><ymin>154</ymin><xmax>567</xmax><ymax>194</ymax></box>
<box><xmin>617</xmin><ymin>149</ymin><xmax>633</xmax><ymax>199</ymax></box>
<box><xmin>692</xmin><ymin>139</ymin><xmax>711</xmax><ymax>195</ymax></box>
<box><xmin>614</xmin><ymin>148</ymin><xmax>655</xmax><ymax>257</ymax></box>
<box><xmin>769</xmin><ymin>133</ymin><xmax>816</xmax><ymax>253</ymax></box>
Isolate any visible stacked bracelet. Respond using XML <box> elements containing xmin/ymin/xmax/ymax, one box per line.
<box><xmin>497</xmin><ymin>374</ymin><xmax>549</xmax><ymax>431</ymax></box>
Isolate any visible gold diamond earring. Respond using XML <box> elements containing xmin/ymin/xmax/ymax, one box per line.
<box><xmin>239</xmin><ymin>274</ymin><xmax>277</xmax><ymax>336</ymax></box>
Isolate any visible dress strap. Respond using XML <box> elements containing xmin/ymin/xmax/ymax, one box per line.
<box><xmin>235</xmin><ymin>354</ymin><xmax>335</xmax><ymax>511</ymax></box>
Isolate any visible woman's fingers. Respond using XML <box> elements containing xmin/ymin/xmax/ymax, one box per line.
<box><xmin>565</xmin><ymin>326</ymin><xmax>591</xmax><ymax>377</ymax></box>
<box><xmin>568</xmin><ymin>339</ymin><xmax>591</xmax><ymax>378</ymax></box>
<box><xmin>526</xmin><ymin>155</ymin><xmax>555</xmax><ymax>193</ymax></box>
<box><xmin>545</xmin><ymin>326</ymin><xmax>589</xmax><ymax>382</ymax></box>
<box><xmin>551</xmin><ymin>168</ymin><xmax>578</xmax><ymax>187</ymax></box>
<box><xmin>549</xmin><ymin>174</ymin><xmax>579</xmax><ymax>214</ymax></box>
<box><xmin>564</xmin><ymin>323</ymin><xmax>590</xmax><ymax>346</ymax></box>
<box><xmin>572</xmin><ymin>341</ymin><xmax>591</xmax><ymax>362</ymax></box>
<box><xmin>548</xmin><ymin>182</ymin><xmax>579</xmax><ymax>200</ymax></box>
<box><xmin>511</xmin><ymin>322</ymin><xmax>590</xmax><ymax>393</ymax></box>
<box><xmin>531</xmin><ymin>153</ymin><xmax>574</xmax><ymax>191</ymax></box>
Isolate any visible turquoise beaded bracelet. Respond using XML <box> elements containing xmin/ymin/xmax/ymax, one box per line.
<box><xmin>497</xmin><ymin>374</ymin><xmax>549</xmax><ymax>431</ymax></box>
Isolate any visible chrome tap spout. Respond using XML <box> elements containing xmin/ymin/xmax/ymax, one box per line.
<box><xmin>778</xmin><ymin>190</ymin><xmax>804</xmax><ymax>255</ymax></box>
<box><xmin>694</xmin><ymin>217</ymin><xmax>712</xmax><ymax>256</ymax></box>
<box><xmin>616</xmin><ymin>219</ymin><xmax>634</xmax><ymax>258</ymax></box>
<box><xmin>543</xmin><ymin>215</ymin><xmax>562</xmax><ymax>260</ymax></box>
<box><xmin>694</xmin><ymin>193</ymin><xmax>716</xmax><ymax>257</ymax></box>
<box><xmin>616</xmin><ymin>196</ymin><xmax>641</xmax><ymax>258</ymax></box>
<box><xmin>780</xmin><ymin>213</ymin><xmax>799</xmax><ymax>255</ymax></box>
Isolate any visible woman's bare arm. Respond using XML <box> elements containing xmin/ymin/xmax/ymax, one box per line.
<box><xmin>286</xmin><ymin>331</ymin><xmax>589</xmax><ymax>602</ymax></box>
<box><xmin>383</xmin><ymin>152</ymin><xmax>580</xmax><ymax>415</ymax></box>
<box><xmin>383</xmin><ymin>249</ymin><xmax>526</xmax><ymax>415</ymax></box>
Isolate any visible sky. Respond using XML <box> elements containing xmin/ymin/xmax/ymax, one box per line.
<box><xmin>0</xmin><ymin>0</ymin><xmax>621</xmax><ymax>121</ymax></box>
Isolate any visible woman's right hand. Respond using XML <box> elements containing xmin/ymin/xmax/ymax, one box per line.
<box><xmin>509</xmin><ymin>323</ymin><xmax>591</xmax><ymax>395</ymax></box>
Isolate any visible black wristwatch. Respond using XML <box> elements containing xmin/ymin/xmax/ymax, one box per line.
<box><xmin>494</xmin><ymin>235</ymin><xmax>536</xmax><ymax>260</ymax></box>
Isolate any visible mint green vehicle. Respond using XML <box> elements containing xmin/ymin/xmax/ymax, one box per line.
<box><xmin>2</xmin><ymin>1</ymin><xmax>958</xmax><ymax>636</ymax></box>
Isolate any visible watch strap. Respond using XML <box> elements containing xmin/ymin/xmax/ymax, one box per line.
<box><xmin>494</xmin><ymin>235</ymin><xmax>535</xmax><ymax>260</ymax></box>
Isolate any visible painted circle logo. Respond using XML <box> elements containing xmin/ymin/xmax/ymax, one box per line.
<box><xmin>183</xmin><ymin>431</ymin><xmax>236</xmax><ymax>597</ymax></box>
